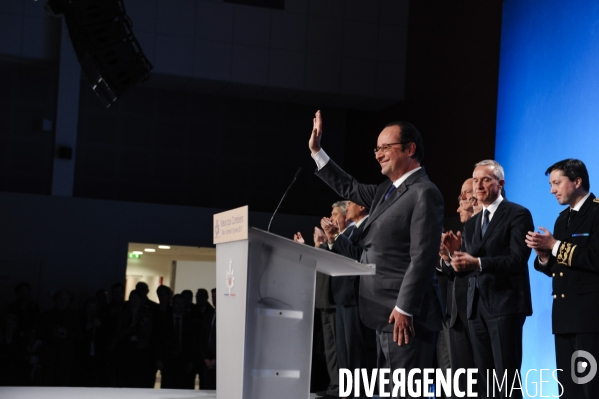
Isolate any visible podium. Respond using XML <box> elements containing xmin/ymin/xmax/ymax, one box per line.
<box><xmin>215</xmin><ymin>227</ymin><xmax>375</xmax><ymax>399</ymax></box>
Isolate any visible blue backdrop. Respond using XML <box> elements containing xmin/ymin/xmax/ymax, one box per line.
<box><xmin>496</xmin><ymin>0</ymin><xmax>599</xmax><ymax>396</ymax></box>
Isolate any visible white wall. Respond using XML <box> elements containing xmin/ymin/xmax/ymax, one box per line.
<box><xmin>172</xmin><ymin>260</ymin><xmax>216</xmax><ymax>297</ymax></box>
<box><xmin>126</xmin><ymin>255</ymin><xmax>174</xmax><ymax>302</ymax></box>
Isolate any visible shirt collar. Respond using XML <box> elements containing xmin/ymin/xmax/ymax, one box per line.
<box><xmin>392</xmin><ymin>167</ymin><xmax>422</xmax><ymax>188</ymax></box>
<box><xmin>482</xmin><ymin>194</ymin><xmax>504</xmax><ymax>215</ymax></box>
<box><xmin>339</xmin><ymin>221</ymin><xmax>356</xmax><ymax>235</ymax></box>
<box><xmin>572</xmin><ymin>192</ymin><xmax>591</xmax><ymax>211</ymax></box>
<box><xmin>354</xmin><ymin>215</ymin><xmax>369</xmax><ymax>228</ymax></box>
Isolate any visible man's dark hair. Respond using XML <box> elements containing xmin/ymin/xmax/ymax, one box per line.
<box><xmin>156</xmin><ymin>285</ymin><xmax>171</xmax><ymax>295</ymax></box>
<box><xmin>196</xmin><ymin>288</ymin><xmax>208</xmax><ymax>299</ymax></box>
<box><xmin>385</xmin><ymin>121</ymin><xmax>425</xmax><ymax>163</ymax></box>
<box><xmin>172</xmin><ymin>294</ymin><xmax>184</xmax><ymax>302</ymax></box>
<box><xmin>545</xmin><ymin>159</ymin><xmax>590</xmax><ymax>192</ymax></box>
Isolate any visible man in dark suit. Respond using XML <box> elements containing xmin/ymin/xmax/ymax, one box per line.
<box><xmin>445</xmin><ymin>160</ymin><xmax>533</xmax><ymax>399</ymax></box>
<box><xmin>295</xmin><ymin>201</ymin><xmax>354</xmax><ymax>399</ymax></box>
<box><xmin>526</xmin><ymin>158</ymin><xmax>599</xmax><ymax>399</ymax></box>
<box><xmin>440</xmin><ymin>178</ymin><xmax>479</xmax><ymax>396</ymax></box>
<box><xmin>309</xmin><ymin>111</ymin><xmax>444</xmax><ymax>397</ymax></box>
<box><xmin>155</xmin><ymin>294</ymin><xmax>199</xmax><ymax>389</ymax></box>
<box><xmin>321</xmin><ymin>201</ymin><xmax>377</xmax><ymax>377</ymax></box>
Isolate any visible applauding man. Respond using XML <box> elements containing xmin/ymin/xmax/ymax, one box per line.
<box><xmin>444</xmin><ymin>160</ymin><xmax>533</xmax><ymax>399</ymax></box>
<box><xmin>527</xmin><ymin>159</ymin><xmax>599</xmax><ymax>399</ymax></box>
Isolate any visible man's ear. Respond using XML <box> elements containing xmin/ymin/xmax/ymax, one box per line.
<box><xmin>406</xmin><ymin>142</ymin><xmax>416</xmax><ymax>157</ymax></box>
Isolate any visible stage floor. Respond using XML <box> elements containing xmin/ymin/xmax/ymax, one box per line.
<box><xmin>0</xmin><ymin>387</ymin><xmax>216</xmax><ymax>399</ymax></box>
<box><xmin>0</xmin><ymin>387</ymin><xmax>325</xmax><ymax>399</ymax></box>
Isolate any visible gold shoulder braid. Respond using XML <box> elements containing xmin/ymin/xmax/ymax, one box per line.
<box><xmin>557</xmin><ymin>241</ymin><xmax>577</xmax><ymax>266</ymax></box>
<box><xmin>593</xmin><ymin>198</ymin><xmax>599</xmax><ymax>203</ymax></box>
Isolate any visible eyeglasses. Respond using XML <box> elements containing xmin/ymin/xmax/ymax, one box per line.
<box><xmin>373</xmin><ymin>142</ymin><xmax>405</xmax><ymax>154</ymax></box>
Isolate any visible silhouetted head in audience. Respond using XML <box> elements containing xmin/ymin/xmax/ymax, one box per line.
<box><xmin>211</xmin><ymin>288</ymin><xmax>216</xmax><ymax>309</ymax></box>
<box><xmin>110</xmin><ymin>283</ymin><xmax>125</xmax><ymax>304</ymax></box>
<box><xmin>172</xmin><ymin>294</ymin><xmax>185</xmax><ymax>316</ymax></box>
<box><xmin>52</xmin><ymin>289</ymin><xmax>72</xmax><ymax>312</ymax></box>
<box><xmin>135</xmin><ymin>282</ymin><xmax>150</xmax><ymax>300</ymax></box>
<box><xmin>156</xmin><ymin>285</ymin><xmax>172</xmax><ymax>307</ymax></box>
<box><xmin>196</xmin><ymin>289</ymin><xmax>209</xmax><ymax>307</ymax></box>
<box><xmin>128</xmin><ymin>290</ymin><xmax>141</xmax><ymax>310</ymax></box>
<box><xmin>181</xmin><ymin>290</ymin><xmax>193</xmax><ymax>310</ymax></box>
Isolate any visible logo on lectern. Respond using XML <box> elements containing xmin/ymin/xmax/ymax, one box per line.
<box><xmin>225</xmin><ymin>259</ymin><xmax>235</xmax><ymax>296</ymax></box>
<box><xmin>214</xmin><ymin>219</ymin><xmax>219</xmax><ymax>237</ymax></box>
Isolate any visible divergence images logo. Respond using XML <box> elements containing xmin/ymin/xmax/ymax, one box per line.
<box><xmin>571</xmin><ymin>350</ymin><xmax>597</xmax><ymax>385</ymax></box>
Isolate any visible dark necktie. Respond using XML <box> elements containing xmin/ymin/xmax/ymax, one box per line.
<box><xmin>481</xmin><ymin>209</ymin><xmax>491</xmax><ymax>237</ymax></box>
<box><xmin>567</xmin><ymin>209</ymin><xmax>577</xmax><ymax>229</ymax></box>
<box><xmin>384</xmin><ymin>184</ymin><xmax>397</xmax><ymax>201</ymax></box>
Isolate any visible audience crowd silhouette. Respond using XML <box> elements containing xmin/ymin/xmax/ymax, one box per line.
<box><xmin>0</xmin><ymin>282</ymin><xmax>217</xmax><ymax>389</ymax></box>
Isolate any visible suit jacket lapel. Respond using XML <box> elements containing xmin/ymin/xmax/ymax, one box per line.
<box><xmin>554</xmin><ymin>208</ymin><xmax>569</xmax><ymax>240</ymax></box>
<box><xmin>468</xmin><ymin>212</ymin><xmax>483</xmax><ymax>252</ymax></box>
<box><xmin>362</xmin><ymin>168</ymin><xmax>426</xmax><ymax>231</ymax></box>
<box><xmin>368</xmin><ymin>182</ymin><xmax>408</xmax><ymax>222</ymax></box>
<box><xmin>564</xmin><ymin>194</ymin><xmax>595</xmax><ymax>236</ymax></box>
<box><xmin>349</xmin><ymin>216</ymin><xmax>368</xmax><ymax>244</ymax></box>
<box><xmin>470</xmin><ymin>201</ymin><xmax>508</xmax><ymax>254</ymax></box>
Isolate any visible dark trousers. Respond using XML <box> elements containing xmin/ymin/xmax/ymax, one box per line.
<box><xmin>555</xmin><ymin>332</ymin><xmax>599</xmax><ymax>399</ymax></box>
<box><xmin>336</xmin><ymin>304</ymin><xmax>377</xmax><ymax>372</ymax></box>
<box><xmin>468</xmin><ymin>292</ymin><xmax>525</xmax><ymax>399</ymax></box>
<box><xmin>449</xmin><ymin>316</ymin><xmax>477</xmax><ymax>397</ymax></box>
<box><xmin>436</xmin><ymin>324</ymin><xmax>452</xmax><ymax>399</ymax></box>
<box><xmin>320</xmin><ymin>308</ymin><xmax>339</xmax><ymax>396</ymax></box>
<box><xmin>376</xmin><ymin>328</ymin><xmax>438</xmax><ymax>399</ymax></box>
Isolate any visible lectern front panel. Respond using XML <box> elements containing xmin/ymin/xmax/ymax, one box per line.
<box><xmin>243</xmin><ymin>239</ymin><xmax>317</xmax><ymax>399</ymax></box>
<box><xmin>216</xmin><ymin>240</ymin><xmax>249</xmax><ymax>399</ymax></box>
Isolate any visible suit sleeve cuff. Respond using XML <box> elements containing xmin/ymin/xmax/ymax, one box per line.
<box><xmin>478</xmin><ymin>257</ymin><xmax>482</xmax><ymax>272</ymax></box>
<box><xmin>311</xmin><ymin>149</ymin><xmax>330</xmax><ymax>170</ymax></box>
<box><xmin>395</xmin><ymin>306</ymin><xmax>412</xmax><ymax>317</ymax></box>
<box><xmin>437</xmin><ymin>258</ymin><xmax>444</xmax><ymax>272</ymax></box>
<box><xmin>538</xmin><ymin>256</ymin><xmax>549</xmax><ymax>265</ymax></box>
<box><xmin>551</xmin><ymin>240</ymin><xmax>561</xmax><ymax>257</ymax></box>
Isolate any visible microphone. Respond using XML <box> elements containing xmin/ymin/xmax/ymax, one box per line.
<box><xmin>267</xmin><ymin>167</ymin><xmax>304</xmax><ymax>232</ymax></box>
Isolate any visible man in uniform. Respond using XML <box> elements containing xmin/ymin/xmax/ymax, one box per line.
<box><xmin>526</xmin><ymin>158</ymin><xmax>599</xmax><ymax>398</ymax></box>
